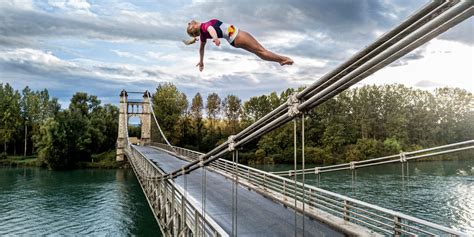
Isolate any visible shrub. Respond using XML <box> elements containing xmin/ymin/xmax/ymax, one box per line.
<box><xmin>306</xmin><ymin>146</ymin><xmax>331</xmax><ymax>164</ymax></box>
<box><xmin>383</xmin><ymin>137</ymin><xmax>402</xmax><ymax>154</ymax></box>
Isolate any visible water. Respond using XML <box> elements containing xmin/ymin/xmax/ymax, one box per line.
<box><xmin>254</xmin><ymin>158</ymin><xmax>474</xmax><ymax>234</ymax></box>
<box><xmin>0</xmin><ymin>168</ymin><xmax>162</xmax><ymax>236</ymax></box>
<box><xmin>1</xmin><ymin>160</ymin><xmax>472</xmax><ymax>235</ymax></box>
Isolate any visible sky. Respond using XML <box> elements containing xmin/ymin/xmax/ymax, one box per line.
<box><xmin>0</xmin><ymin>0</ymin><xmax>473</xmax><ymax>107</ymax></box>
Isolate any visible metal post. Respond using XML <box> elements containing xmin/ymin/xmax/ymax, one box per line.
<box><xmin>293</xmin><ymin>118</ymin><xmax>297</xmax><ymax>237</ymax></box>
<box><xmin>236</xmin><ymin>150</ymin><xmax>239</xmax><ymax>237</ymax></box>
<box><xmin>344</xmin><ymin>200</ymin><xmax>350</xmax><ymax>221</ymax></box>
<box><xmin>182</xmin><ymin>169</ymin><xmax>188</xmax><ymax>235</ymax></box>
<box><xmin>394</xmin><ymin>216</ymin><xmax>402</xmax><ymax>236</ymax></box>
<box><xmin>301</xmin><ymin>113</ymin><xmax>305</xmax><ymax>236</ymax></box>
<box><xmin>232</xmin><ymin>151</ymin><xmax>236</xmax><ymax>237</ymax></box>
<box><xmin>201</xmin><ymin>165</ymin><xmax>207</xmax><ymax>236</ymax></box>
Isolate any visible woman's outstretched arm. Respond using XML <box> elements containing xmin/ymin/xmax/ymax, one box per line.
<box><xmin>197</xmin><ymin>40</ymin><xmax>206</xmax><ymax>71</ymax></box>
<box><xmin>207</xmin><ymin>26</ymin><xmax>220</xmax><ymax>46</ymax></box>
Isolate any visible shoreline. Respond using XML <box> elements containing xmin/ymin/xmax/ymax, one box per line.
<box><xmin>0</xmin><ymin>151</ymin><xmax>129</xmax><ymax>169</ymax></box>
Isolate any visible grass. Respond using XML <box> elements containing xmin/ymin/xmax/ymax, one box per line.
<box><xmin>0</xmin><ymin>155</ymin><xmax>38</xmax><ymax>167</ymax></box>
<box><xmin>0</xmin><ymin>150</ymin><xmax>127</xmax><ymax>169</ymax></box>
<box><xmin>77</xmin><ymin>150</ymin><xmax>125</xmax><ymax>169</ymax></box>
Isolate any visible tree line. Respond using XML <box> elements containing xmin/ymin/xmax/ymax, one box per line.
<box><xmin>1</xmin><ymin>82</ymin><xmax>472</xmax><ymax>169</ymax></box>
<box><xmin>152</xmin><ymin>83</ymin><xmax>473</xmax><ymax>165</ymax></box>
<box><xmin>0</xmin><ymin>83</ymin><xmax>118</xmax><ymax>169</ymax></box>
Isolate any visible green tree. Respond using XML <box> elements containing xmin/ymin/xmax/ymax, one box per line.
<box><xmin>242</xmin><ymin>95</ymin><xmax>272</xmax><ymax>124</ymax></box>
<box><xmin>191</xmin><ymin>93</ymin><xmax>204</xmax><ymax>149</ymax></box>
<box><xmin>222</xmin><ymin>95</ymin><xmax>242</xmax><ymax>134</ymax></box>
<box><xmin>21</xmin><ymin>87</ymin><xmax>59</xmax><ymax>156</ymax></box>
<box><xmin>0</xmin><ymin>84</ymin><xmax>22</xmax><ymax>154</ymax></box>
<box><xmin>36</xmin><ymin>117</ymin><xmax>68</xmax><ymax>169</ymax></box>
<box><xmin>206</xmin><ymin>93</ymin><xmax>221</xmax><ymax>129</ymax></box>
<box><xmin>153</xmin><ymin>83</ymin><xmax>188</xmax><ymax>144</ymax></box>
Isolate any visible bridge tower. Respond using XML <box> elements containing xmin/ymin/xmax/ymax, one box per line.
<box><xmin>116</xmin><ymin>90</ymin><xmax>152</xmax><ymax>161</ymax></box>
<box><xmin>116</xmin><ymin>90</ymin><xmax>128</xmax><ymax>161</ymax></box>
<box><xmin>140</xmin><ymin>91</ymin><xmax>152</xmax><ymax>145</ymax></box>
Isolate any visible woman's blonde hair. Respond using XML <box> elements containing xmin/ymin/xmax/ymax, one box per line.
<box><xmin>183</xmin><ymin>23</ymin><xmax>199</xmax><ymax>45</ymax></box>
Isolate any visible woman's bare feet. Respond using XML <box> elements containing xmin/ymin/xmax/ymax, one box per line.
<box><xmin>280</xmin><ymin>57</ymin><xmax>294</xmax><ymax>66</ymax></box>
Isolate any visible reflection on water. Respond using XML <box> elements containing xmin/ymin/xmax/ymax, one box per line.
<box><xmin>0</xmin><ymin>168</ymin><xmax>161</xmax><ymax>236</ymax></box>
<box><xmin>254</xmin><ymin>158</ymin><xmax>474</xmax><ymax>234</ymax></box>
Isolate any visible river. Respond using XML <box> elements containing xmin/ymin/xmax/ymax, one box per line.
<box><xmin>0</xmin><ymin>168</ymin><xmax>161</xmax><ymax>236</ymax></box>
<box><xmin>1</xmin><ymin>158</ymin><xmax>472</xmax><ymax>235</ymax></box>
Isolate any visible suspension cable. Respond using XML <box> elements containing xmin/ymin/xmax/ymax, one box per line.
<box><xmin>146</xmin><ymin>93</ymin><xmax>178</xmax><ymax>154</ymax></box>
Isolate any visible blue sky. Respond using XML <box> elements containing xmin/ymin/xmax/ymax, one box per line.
<box><xmin>0</xmin><ymin>0</ymin><xmax>472</xmax><ymax>107</ymax></box>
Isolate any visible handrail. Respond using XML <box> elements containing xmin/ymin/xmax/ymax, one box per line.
<box><xmin>152</xmin><ymin>143</ymin><xmax>469</xmax><ymax>236</ymax></box>
<box><xmin>127</xmin><ymin>145</ymin><xmax>228</xmax><ymax>236</ymax></box>
<box><xmin>271</xmin><ymin>140</ymin><xmax>474</xmax><ymax>176</ymax></box>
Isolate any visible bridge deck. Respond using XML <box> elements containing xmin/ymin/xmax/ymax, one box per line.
<box><xmin>135</xmin><ymin>146</ymin><xmax>343</xmax><ymax>237</ymax></box>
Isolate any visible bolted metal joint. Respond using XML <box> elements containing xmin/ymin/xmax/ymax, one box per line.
<box><xmin>228</xmin><ymin>135</ymin><xmax>236</xmax><ymax>151</ymax></box>
<box><xmin>198</xmin><ymin>155</ymin><xmax>207</xmax><ymax>167</ymax></box>
<box><xmin>287</xmin><ymin>93</ymin><xmax>301</xmax><ymax>118</ymax></box>
<box><xmin>399</xmin><ymin>152</ymin><xmax>407</xmax><ymax>163</ymax></box>
<box><xmin>314</xmin><ymin>167</ymin><xmax>320</xmax><ymax>174</ymax></box>
<box><xmin>349</xmin><ymin>162</ymin><xmax>355</xmax><ymax>170</ymax></box>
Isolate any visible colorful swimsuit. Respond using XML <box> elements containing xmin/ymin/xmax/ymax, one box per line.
<box><xmin>200</xmin><ymin>19</ymin><xmax>239</xmax><ymax>46</ymax></box>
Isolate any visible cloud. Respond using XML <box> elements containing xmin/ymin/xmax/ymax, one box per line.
<box><xmin>414</xmin><ymin>80</ymin><xmax>444</xmax><ymax>88</ymax></box>
<box><xmin>47</xmin><ymin>0</ymin><xmax>91</xmax><ymax>12</ymax></box>
<box><xmin>438</xmin><ymin>17</ymin><xmax>474</xmax><ymax>45</ymax></box>
<box><xmin>0</xmin><ymin>1</ymin><xmax>183</xmax><ymax>47</ymax></box>
<box><xmin>0</xmin><ymin>0</ymin><xmax>471</xmax><ymax>107</ymax></box>
<box><xmin>390</xmin><ymin>49</ymin><xmax>426</xmax><ymax>67</ymax></box>
<box><xmin>111</xmin><ymin>50</ymin><xmax>147</xmax><ymax>62</ymax></box>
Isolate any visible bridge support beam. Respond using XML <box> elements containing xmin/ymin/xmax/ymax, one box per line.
<box><xmin>140</xmin><ymin>91</ymin><xmax>152</xmax><ymax>146</ymax></box>
<box><xmin>116</xmin><ymin>90</ymin><xmax>128</xmax><ymax>161</ymax></box>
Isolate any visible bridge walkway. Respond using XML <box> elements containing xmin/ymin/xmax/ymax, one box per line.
<box><xmin>134</xmin><ymin>145</ymin><xmax>344</xmax><ymax>237</ymax></box>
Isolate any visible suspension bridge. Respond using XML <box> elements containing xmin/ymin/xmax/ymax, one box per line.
<box><xmin>116</xmin><ymin>1</ymin><xmax>473</xmax><ymax>236</ymax></box>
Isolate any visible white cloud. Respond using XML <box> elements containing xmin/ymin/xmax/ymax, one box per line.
<box><xmin>0</xmin><ymin>0</ymin><xmax>472</xmax><ymax>106</ymax></box>
<box><xmin>0</xmin><ymin>0</ymin><xmax>35</xmax><ymax>10</ymax></box>
<box><xmin>361</xmin><ymin>39</ymin><xmax>474</xmax><ymax>92</ymax></box>
<box><xmin>111</xmin><ymin>50</ymin><xmax>147</xmax><ymax>62</ymax></box>
<box><xmin>48</xmin><ymin>0</ymin><xmax>91</xmax><ymax>10</ymax></box>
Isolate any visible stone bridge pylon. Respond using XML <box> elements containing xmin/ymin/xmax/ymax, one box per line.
<box><xmin>116</xmin><ymin>90</ymin><xmax>152</xmax><ymax>161</ymax></box>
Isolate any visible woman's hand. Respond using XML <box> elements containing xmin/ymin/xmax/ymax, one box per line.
<box><xmin>213</xmin><ymin>38</ymin><xmax>220</xmax><ymax>47</ymax></box>
<box><xmin>196</xmin><ymin>62</ymin><xmax>204</xmax><ymax>72</ymax></box>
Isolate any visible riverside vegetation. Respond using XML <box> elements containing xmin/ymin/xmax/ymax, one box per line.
<box><xmin>1</xmin><ymin>82</ymin><xmax>472</xmax><ymax>169</ymax></box>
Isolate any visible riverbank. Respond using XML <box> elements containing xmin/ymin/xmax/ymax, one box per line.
<box><xmin>0</xmin><ymin>150</ymin><xmax>127</xmax><ymax>169</ymax></box>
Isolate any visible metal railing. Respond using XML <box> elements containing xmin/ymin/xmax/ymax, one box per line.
<box><xmin>126</xmin><ymin>145</ymin><xmax>228</xmax><ymax>237</ymax></box>
<box><xmin>153</xmin><ymin>143</ymin><xmax>468</xmax><ymax>236</ymax></box>
<box><xmin>272</xmin><ymin>140</ymin><xmax>474</xmax><ymax>176</ymax></box>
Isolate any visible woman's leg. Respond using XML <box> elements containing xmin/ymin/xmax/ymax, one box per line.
<box><xmin>233</xmin><ymin>31</ymin><xmax>293</xmax><ymax>65</ymax></box>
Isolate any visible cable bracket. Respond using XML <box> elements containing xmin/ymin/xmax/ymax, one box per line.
<box><xmin>399</xmin><ymin>152</ymin><xmax>407</xmax><ymax>163</ymax></box>
<box><xmin>228</xmin><ymin>135</ymin><xmax>236</xmax><ymax>151</ymax></box>
<box><xmin>287</xmin><ymin>93</ymin><xmax>301</xmax><ymax>118</ymax></box>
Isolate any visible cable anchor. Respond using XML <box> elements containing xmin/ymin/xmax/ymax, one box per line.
<box><xmin>399</xmin><ymin>152</ymin><xmax>407</xmax><ymax>163</ymax></box>
<box><xmin>287</xmin><ymin>93</ymin><xmax>301</xmax><ymax>118</ymax></box>
<box><xmin>228</xmin><ymin>135</ymin><xmax>236</xmax><ymax>152</ymax></box>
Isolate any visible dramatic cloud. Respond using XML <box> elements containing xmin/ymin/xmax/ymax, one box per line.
<box><xmin>0</xmin><ymin>0</ymin><xmax>472</xmax><ymax>107</ymax></box>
